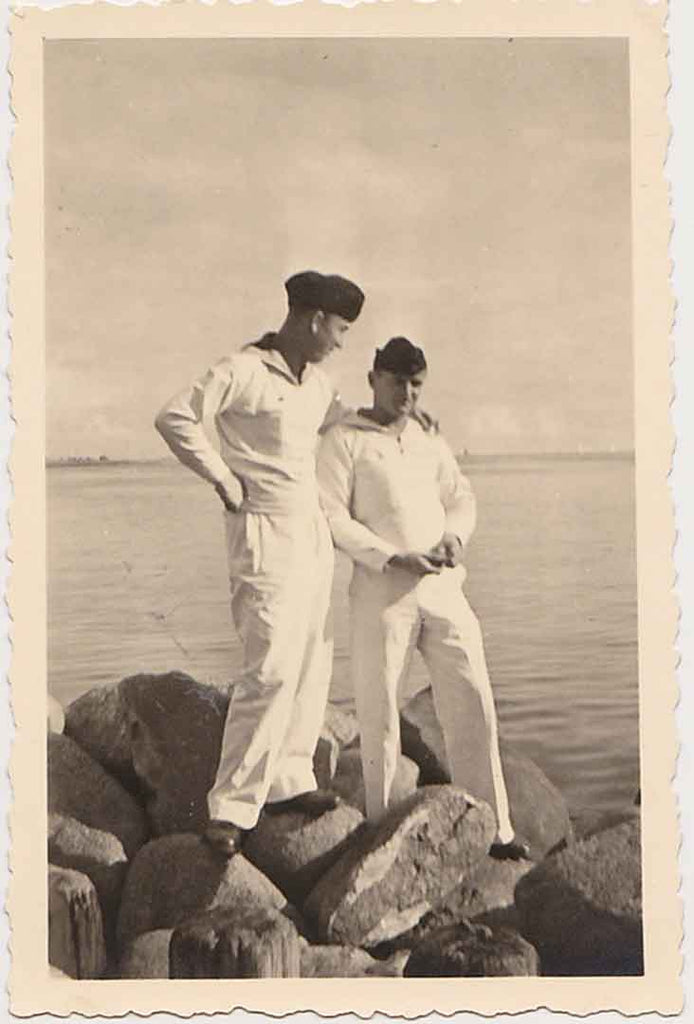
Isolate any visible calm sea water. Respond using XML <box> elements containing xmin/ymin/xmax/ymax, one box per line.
<box><xmin>47</xmin><ymin>456</ymin><xmax>639</xmax><ymax>815</ymax></box>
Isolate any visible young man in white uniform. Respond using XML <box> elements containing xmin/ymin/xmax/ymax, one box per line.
<box><xmin>317</xmin><ymin>337</ymin><xmax>528</xmax><ymax>859</ymax></box>
<box><xmin>155</xmin><ymin>271</ymin><xmax>364</xmax><ymax>856</ymax></box>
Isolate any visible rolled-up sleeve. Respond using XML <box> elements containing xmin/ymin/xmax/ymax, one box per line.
<box><xmin>154</xmin><ymin>359</ymin><xmax>239</xmax><ymax>488</ymax></box>
<box><xmin>317</xmin><ymin>428</ymin><xmax>399</xmax><ymax>572</ymax></box>
<box><xmin>437</xmin><ymin>439</ymin><xmax>476</xmax><ymax>547</ymax></box>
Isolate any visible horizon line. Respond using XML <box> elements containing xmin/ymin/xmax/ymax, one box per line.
<box><xmin>46</xmin><ymin>449</ymin><xmax>637</xmax><ymax>465</ymax></box>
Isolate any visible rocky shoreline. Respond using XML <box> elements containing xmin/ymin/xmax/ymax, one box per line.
<box><xmin>47</xmin><ymin>672</ymin><xmax>642</xmax><ymax>980</ymax></box>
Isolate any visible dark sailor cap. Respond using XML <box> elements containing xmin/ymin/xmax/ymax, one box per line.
<box><xmin>285</xmin><ymin>270</ymin><xmax>365</xmax><ymax>322</ymax></box>
<box><xmin>373</xmin><ymin>336</ymin><xmax>427</xmax><ymax>375</ymax></box>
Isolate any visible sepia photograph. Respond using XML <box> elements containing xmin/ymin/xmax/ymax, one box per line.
<box><xmin>7</xmin><ymin>1</ymin><xmax>680</xmax><ymax>1016</ymax></box>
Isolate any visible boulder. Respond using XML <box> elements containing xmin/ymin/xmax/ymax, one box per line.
<box><xmin>48</xmin><ymin>865</ymin><xmax>107</xmax><ymax>979</ymax></box>
<box><xmin>313</xmin><ymin>705</ymin><xmax>360</xmax><ymax>789</ymax></box>
<box><xmin>399</xmin><ymin>688</ymin><xmax>571</xmax><ymax>859</ymax></box>
<box><xmin>313</xmin><ymin>734</ymin><xmax>340</xmax><ymax>791</ymax></box>
<box><xmin>117</xmin><ymin>833</ymin><xmax>287</xmax><ymax>952</ymax></box>
<box><xmin>515</xmin><ymin>818</ymin><xmax>643</xmax><ymax>975</ymax></box>
<box><xmin>331</xmin><ymin>748</ymin><xmax>419</xmax><ymax>815</ymax></box>
<box><xmin>570</xmin><ymin>806</ymin><xmax>640</xmax><ymax>842</ymax></box>
<box><xmin>501</xmin><ymin>750</ymin><xmax>572</xmax><ymax>860</ymax></box>
<box><xmin>119</xmin><ymin>929</ymin><xmax>173</xmax><ymax>979</ymax></box>
<box><xmin>456</xmin><ymin>853</ymin><xmax>534</xmax><ymax>918</ymax></box>
<box><xmin>299</xmin><ymin>938</ymin><xmax>409</xmax><ymax>977</ymax></box>
<box><xmin>48</xmin><ymin>733</ymin><xmax>148</xmax><ymax>860</ymax></box>
<box><xmin>48</xmin><ymin>695</ymin><xmax>65</xmax><ymax>734</ymax></box>
<box><xmin>64</xmin><ymin>672</ymin><xmax>231</xmax><ymax>819</ymax></box>
<box><xmin>472</xmin><ymin>904</ymin><xmax>523</xmax><ymax>932</ymax></box>
<box><xmin>405</xmin><ymin>921</ymin><xmax>539</xmax><ymax>977</ymax></box>
<box><xmin>244</xmin><ymin>804</ymin><xmax>365</xmax><ymax>905</ymax></box>
<box><xmin>381</xmin><ymin>853</ymin><xmax>533</xmax><ymax>952</ymax></box>
<box><xmin>304</xmin><ymin>785</ymin><xmax>496</xmax><ymax>947</ymax></box>
<box><xmin>48</xmin><ymin>813</ymin><xmax>128</xmax><ymax>950</ymax></box>
<box><xmin>65</xmin><ymin>681</ymin><xmax>136</xmax><ymax>790</ymax></box>
<box><xmin>121</xmin><ymin>671</ymin><xmax>229</xmax><ymax>835</ymax></box>
<box><xmin>399</xmin><ymin>688</ymin><xmax>450</xmax><ymax>783</ymax></box>
<box><xmin>329</xmin><ymin>749</ymin><xmax>363</xmax><ymax>805</ymax></box>
<box><xmin>169</xmin><ymin>906</ymin><xmax>300</xmax><ymax>978</ymax></box>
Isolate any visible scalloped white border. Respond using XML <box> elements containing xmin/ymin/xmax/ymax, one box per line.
<box><xmin>4</xmin><ymin>0</ymin><xmax>683</xmax><ymax>1016</ymax></box>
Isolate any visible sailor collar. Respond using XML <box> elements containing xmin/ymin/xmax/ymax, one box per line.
<box><xmin>247</xmin><ymin>336</ymin><xmax>316</xmax><ymax>386</ymax></box>
<box><xmin>340</xmin><ymin>409</ymin><xmax>419</xmax><ymax>438</ymax></box>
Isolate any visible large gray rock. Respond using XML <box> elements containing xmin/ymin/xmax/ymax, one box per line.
<box><xmin>501</xmin><ymin>750</ymin><xmax>573</xmax><ymax>859</ymax></box>
<box><xmin>381</xmin><ymin>853</ymin><xmax>533</xmax><ymax>952</ymax></box>
<box><xmin>304</xmin><ymin>786</ymin><xmax>496</xmax><ymax>947</ymax></box>
<box><xmin>244</xmin><ymin>804</ymin><xmax>364</xmax><ymax>905</ymax></box>
<box><xmin>313</xmin><ymin>705</ymin><xmax>360</xmax><ymax>789</ymax></box>
<box><xmin>455</xmin><ymin>854</ymin><xmax>535</xmax><ymax>918</ymax></box>
<box><xmin>169</xmin><ymin>906</ymin><xmax>301</xmax><ymax>978</ymax></box>
<box><xmin>119</xmin><ymin>929</ymin><xmax>173</xmax><ymax>979</ymax></box>
<box><xmin>48</xmin><ymin>733</ymin><xmax>148</xmax><ymax>860</ymax></box>
<box><xmin>121</xmin><ymin>671</ymin><xmax>229</xmax><ymax>835</ymax></box>
<box><xmin>48</xmin><ymin>813</ymin><xmax>128</xmax><ymax>951</ymax></box>
<box><xmin>400</xmin><ymin>688</ymin><xmax>451</xmax><ymax>783</ymax></box>
<box><xmin>117</xmin><ymin>833</ymin><xmax>287</xmax><ymax>952</ymax></box>
<box><xmin>399</xmin><ymin>688</ymin><xmax>571</xmax><ymax>859</ymax></box>
<box><xmin>331</xmin><ymin>748</ymin><xmax>419</xmax><ymax>815</ymax></box>
<box><xmin>405</xmin><ymin>921</ymin><xmax>539</xmax><ymax>977</ymax></box>
<box><xmin>515</xmin><ymin>818</ymin><xmax>643</xmax><ymax>975</ymax></box>
<box><xmin>64</xmin><ymin>672</ymin><xmax>231</xmax><ymax>820</ymax></box>
<box><xmin>48</xmin><ymin>865</ymin><xmax>107</xmax><ymax>979</ymax></box>
<box><xmin>299</xmin><ymin>938</ymin><xmax>409</xmax><ymax>977</ymax></box>
<box><xmin>570</xmin><ymin>806</ymin><xmax>640</xmax><ymax>842</ymax></box>
<box><xmin>65</xmin><ymin>680</ymin><xmax>136</xmax><ymax>790</ymax></box>
<box><xmin>313</xmin><ymin>736</ymin><xmax>340</xmax><ymax>791</ymax></box>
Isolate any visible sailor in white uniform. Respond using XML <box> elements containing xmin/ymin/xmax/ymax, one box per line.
<box><xmin>155</xmin><ymin>271</ymin><xmax>364</xmax><ymax>856</ymax></box>
<box><xmin>317</xmin><ymin>337</ymin><xmax>529</xmax><ymax>859</ymax></box>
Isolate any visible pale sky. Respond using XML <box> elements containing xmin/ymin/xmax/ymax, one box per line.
<box><xmin>45</xmin><ymin>37</ymin><xmax>632</xmax><ymax>458</ymax></box>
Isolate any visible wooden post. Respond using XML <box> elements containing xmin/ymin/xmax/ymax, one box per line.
<box><xmin>170</xmin><ymin>907</ymin><xmax>300</xmax><ymax>979</ymax></box>
<box><xmin>48</xmin><ymin>865</ymin><xmax>107</xmax><ymax>979</ymax></box>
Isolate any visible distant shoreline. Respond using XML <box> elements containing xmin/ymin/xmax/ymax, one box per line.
<box><xmin>46</xmin><ymin>458</ymin><xmax>169</xmax><ymax>468</ymax></box>
<box><xmin>459</xmin><ymin>450</ymin><xmax>635</xmax><ymax>464</ymax></box>
<box><xmin>46</xmin><ymin>451</ymin><xmax>636</xmax><ymax>468</ymax></box>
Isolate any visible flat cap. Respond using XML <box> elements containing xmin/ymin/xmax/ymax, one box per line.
<box><xmin>285</xmin><ymin>270</ymin><xmax>365</xmax><ymax>323</ymax></box>
<box><xmin>373</xmin><ymin>336</ymin><xmax>427</xmax><ymax>375</ymax></box>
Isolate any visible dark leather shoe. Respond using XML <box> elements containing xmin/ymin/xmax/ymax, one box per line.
<box><xmin>265</xmin><ymin>789</ymin><xmax>341</xmax><ymax>817</ymax></box>
<box><xmin>202</xmin><ymin>820</ymin><xmax>247</xmax><ymax>858</ymax></box>
<box><xmin>489</xmin><ymin>837</ymin><xmax>532</xmax><ymax>862</ymax></box>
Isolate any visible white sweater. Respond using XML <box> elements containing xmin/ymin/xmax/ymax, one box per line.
<box><xmin>317</xmin><ymin>412</ymin><xmax>476</xmax><ymax>573</ymax></box>
<box><xmin>155</xmin><ymin>343</ymin><xmax>343</xmax><ymax>515</ymax></box>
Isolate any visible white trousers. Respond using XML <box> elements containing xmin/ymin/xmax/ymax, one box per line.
<box><xmin>350</xmin><ymin>565</ymin><xmax>514</xmax><ymax>842</ymax></box>
<box><xmin>207</xmin><ymin>507</ymin><xmax>334</xmax><ymax>830</ymax></box>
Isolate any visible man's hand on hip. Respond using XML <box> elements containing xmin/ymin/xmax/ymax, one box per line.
<box><xmin>214</xmin><ymin>475</ymin><xmax>245</xmax><ymax>513</ymax></box>
<box><xmin>428</xmin><ymin>533</ymin><xmax>464</xmax><ymax>568</ymax></box>
<box><xmin>386</xmin><ymin>552</ymin><xmax>442</xmax><ymax>577</ymax></box>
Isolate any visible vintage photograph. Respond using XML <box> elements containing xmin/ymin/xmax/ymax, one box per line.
<box><xmin>7</xmin><ymin>1</ymin><xmax>680</xmax><ymax>1016</ymax></box>
<box><xmin>44</xmin><ymin>32</ymin><xmax>641</xmax><ymax>980</ymax></box>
